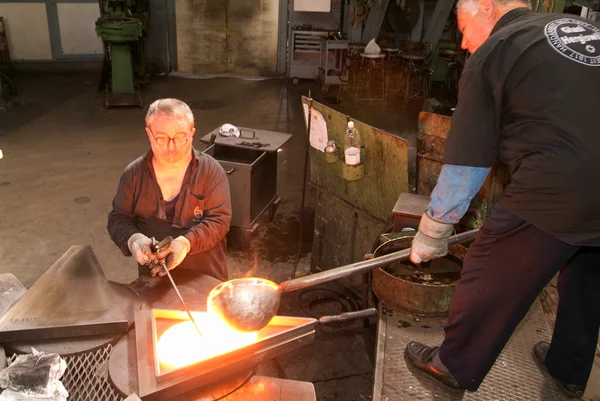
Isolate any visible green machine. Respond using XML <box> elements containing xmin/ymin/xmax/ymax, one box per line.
<box><xmin>96</xmin><ymin>0</ymin><xmax>149</xmax><ymax>107</ymax></box>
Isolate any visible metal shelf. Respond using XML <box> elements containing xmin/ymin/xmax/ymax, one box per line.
<box><xmin>288</xmin><ymin>30</ymin><xmax>332</xmax><ymax>81</ymax></box>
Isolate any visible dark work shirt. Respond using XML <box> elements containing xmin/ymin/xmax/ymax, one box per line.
<box><xmin>443</xmin><ymin>8</ymin><xmax>600</xmax><ymax>246</ymax></box>
<box><xmin>107</xmin><ymin>148</ymin><xmax>232</xmax><ymax>281</ymax></box>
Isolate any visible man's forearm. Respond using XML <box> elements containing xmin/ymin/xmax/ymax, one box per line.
<box><xmin>427</xmin><ymin>164</ymin><xmax>491</xmax><ymax>224</ymax></box>
<box><xmin>107</xmin><ymin>209</ymin><xmax>139</xmax><ymax>256</ymax></box>
<box><xmin>183</xmin><ymin>213</ymin><xmax>230</xmax><ymax>253</ymax></box>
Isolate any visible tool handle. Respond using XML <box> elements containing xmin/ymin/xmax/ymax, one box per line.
<box><xmin>318</xmin><ymin>308</ymin><xmax>377</xmax><ymax>324</ymax></box>
<box><xmin>279</xmin><ymin>228</ymin><xmax>479</xmax><ymax>294</ymax></box>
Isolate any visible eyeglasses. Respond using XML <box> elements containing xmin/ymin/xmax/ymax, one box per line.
<box><xmin>147</xmin><ymin>127</ymin><xmax>190</xmax><ymax>146</ymax></box>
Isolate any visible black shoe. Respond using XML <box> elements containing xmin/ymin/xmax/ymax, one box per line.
<box><xmin>404</xmin><ymin>341</ymin><xmax>463</xmax><ymax>391</ymax></box>
<box><xmin>532</xmin><ymin>341</ymin><xmax>586</xmax><ymax>399</ymax></box>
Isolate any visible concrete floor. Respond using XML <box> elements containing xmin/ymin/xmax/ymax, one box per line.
<box><xmin>1</xmin><ymin>67</ymin><xmax>599</xmax><ymax>401</ymax></box>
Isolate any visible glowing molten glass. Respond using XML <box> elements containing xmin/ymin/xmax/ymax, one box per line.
<box><xmin>156</xmin><ymin>312</ymin><xmax>258</xmax><ymax>369</ymax></box>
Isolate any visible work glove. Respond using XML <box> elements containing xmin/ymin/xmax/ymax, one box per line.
<box><xmin>150</xmin><ymin>235</ymin><xmax>191</xmax><ymax>277</ymax></box>
<box><xmin>410</xmin><ymin>213</ymin><xmax>454</xmax><ymax>264</ymax></box>
<box><xmin>127</xmin><ymin>233</ymin><xmax>154</xmax><ymax>266</ymax></box>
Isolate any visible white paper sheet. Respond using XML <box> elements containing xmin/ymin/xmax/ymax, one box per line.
<box><xmin>294</xmin><ymin>0</ymin><xmax>331</xmax><ymax>12</ymax></box>
<box><xmin>303</xmin><ymin>103</ymin><xmax>328</xmax><ymax>152</ymax></box>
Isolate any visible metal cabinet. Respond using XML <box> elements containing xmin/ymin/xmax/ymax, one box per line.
<box><xmin>208</xmin><ymin>146</ymin><xmax>277</xmax><ymax>229</ymax></box>
<box><xmin>288</xmin><ymin>29</ymin><xmax>329</xmax><ymax>83</ymax></box>
<box><xmin>201</xmin><ymin>127</ymin><xmax>292</xmax><ymax>233</ymax></box>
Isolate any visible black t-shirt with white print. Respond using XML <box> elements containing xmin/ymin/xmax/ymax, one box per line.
<box><xmin>444</xmin><ymin>8</ymin><xmax>600</xmax><ymax>246</ymax></box>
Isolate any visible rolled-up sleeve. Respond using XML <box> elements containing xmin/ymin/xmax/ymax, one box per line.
<box><xmin>427</xmin><ymin>164</ymin><xmax>491</xmax><ymax>224</ymax></box>
<box><xmin>183</xmin><ymin>160</ymin><xmax>232</xmax><ymax>254</ymax></box>
<box><xmin>107</xmin><ymin>167</ymin><xmax>139</xmax><ymax>256</ymax></box>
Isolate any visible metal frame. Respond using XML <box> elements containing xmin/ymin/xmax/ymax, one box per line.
<box><xmin>135</xmin><ymin>308</ymin><xmax>317</xmax><ymax>401</ymax></box>
<box><xmin>165</xmin><ymin>0</ymin><xmax>177</xmax><ymax>72</ymax></box>
<box><xmin>7</xmin><ymin>342</ymin><xmax>124</xmax><ymax>401</ymax></box>
<box><xmin>0</xmin><ymin>320</ymin><xmax>128</xmax><ymax>343</ymax></box>
<box><xmin>0</xmin><ymin>0</ymin><xmax>102</xmax><ymax>60</ymax></box>
<box><xmin>372</xmin><ymin>300</ymin><xmax>571</xmax><ymax>400</ymax></box>
<box><xmin>149</xmin><ymin>309</ymin><xmax>315</xmax><ymax>383</ymax></box>
<box><xmin>371</xmin><ymin>304</ymin><xmax>387</xmax><ymax>401</ymax></box>
<box><xmin>423</xmin><ymin>0</ymin><xmax>455</xmax><ymax>56</ymax></box>
<box><xmin>277</xmin><ymin>0</ymin><xmax>289</xmax><ymax>75</ymax></box>
<box><xmin>410</xmin><ymin>0</ymin><xmax>425</xmax><ymax>42</ymax></box>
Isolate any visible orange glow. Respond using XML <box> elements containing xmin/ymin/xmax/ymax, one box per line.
<box><xmin>244</xmin><ymin>250</ymin><xmax>259</xmax><ymax>278</ymax></box>
<box><xmin>156</xmin><ymin>312</ymin><xmax>258</xmax><ymax>369</ymax></box>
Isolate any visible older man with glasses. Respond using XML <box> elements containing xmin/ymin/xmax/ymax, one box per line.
<box><xmin>107</xmin><ymin>98</ymin><xmax>232</xmax><ymax>282</ymax></box>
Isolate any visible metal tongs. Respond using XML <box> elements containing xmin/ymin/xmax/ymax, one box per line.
<box><xmin>150</xmin><ymin>237</ymin><xmax>204</xmax><ymax>338</ymax></box>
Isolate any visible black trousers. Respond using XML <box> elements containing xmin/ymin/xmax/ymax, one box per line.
<box><xmin>438</xmin><ymin>206</ymin><xmax>600</xmax><ymax>391</ymax></box>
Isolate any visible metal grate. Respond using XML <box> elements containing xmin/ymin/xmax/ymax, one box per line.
<box><xmin>373</xmin><ymin>299</ymin><xmax>573</xmax><ymax>401</ymax></box>
<box><xmin>187</xmin><ymin>100</ymin><xmax>225</xmax><ymax>110</ymax></box>
<box><xmin>7</xmin><ymin>344</ymin><xmax>124</xmax><ymax>401</ymax></box>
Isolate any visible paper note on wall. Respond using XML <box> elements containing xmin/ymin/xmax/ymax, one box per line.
<box><xmin>303</xmin><ymin>104</ymin><xmax>328</xmax><ymax>152</ymax></box>
<box><xmin>294</xmin><ymin>0</ymin><xmax>331</xmax><ymax>12</ymax></box>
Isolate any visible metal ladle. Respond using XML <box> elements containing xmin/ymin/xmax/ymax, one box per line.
<box><xmin>207</xmin><ymin>229</ymin><xmax>479</xmax><ymax>332</ymax></box>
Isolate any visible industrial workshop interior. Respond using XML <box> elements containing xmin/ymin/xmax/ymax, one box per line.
<box><xmin>0</xmin><ymin>0</ymin><xmax>599</xmax><ymax>399</ymax></box>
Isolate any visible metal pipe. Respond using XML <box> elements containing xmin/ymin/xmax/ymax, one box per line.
<box><xmin>162</xmin><ymin>262</ymin><xmax>204</xmax><ymax>338</ymax></box>
<box><xmin>318</xmin><ymin>308</ymin><xmax>378</xmax><ymax>324</ymax></box>
<box><xmin>290</xmin><ymin>93</ymin><xmax>313</xmax><ymax>280</ymax></box>
<box><xmin>207</xmin><ymin>228</ymin><xmax>479</xmax><ymax>332</ymax></box>
<box><xmin>280</xmin><ymin>229</ymin><xmax>478</xmax><ymax>293</ymax></box>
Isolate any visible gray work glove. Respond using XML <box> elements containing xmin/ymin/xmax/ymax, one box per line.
<box><xmin>150</xmin><ymin>235</ymin><xmax>191</xmax><ymax>277</ymax></box>
<box><xmin>127</xmin><ymin>233</ymin><xmax>154</xmax><ymax>266</ymax></box>
<box><xmin>410</xmin><ymin>213</ymin><xmax>454</xmax><ymax>264</ymax></box>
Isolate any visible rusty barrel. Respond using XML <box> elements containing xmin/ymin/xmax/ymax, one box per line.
<box><xmin>371</xmin><ymin>234</ymin><xmax>466</xmax><ymax>317</ymax></box>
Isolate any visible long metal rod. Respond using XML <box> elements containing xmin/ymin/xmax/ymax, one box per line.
<box><xmin>279</xmin><ymin>229</ymin><xmax>479</xmax><ymax>293</ymax></box>
<box><xmin>291</xmin><ymin>92</ymin><xmax>312</xmax><ymax>280</ymax></box>
<box><xmin>161</xmin><ymin>262</ymin><xmax>204</xmax><ymax>338</ymax></box>
<box><xmin>318</xmin><ymin>308</ymin><xmax>378</xmax><ymax>324</ymax></box>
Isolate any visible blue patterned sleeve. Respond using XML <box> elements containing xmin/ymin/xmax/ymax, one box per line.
<box><xmin>427</xmin><ymin>164</ymin><xmax>491</xmax><ymax>224</ymax></box>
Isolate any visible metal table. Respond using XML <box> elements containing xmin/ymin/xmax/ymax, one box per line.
<box><xmin>372</xmin><ymin>298</ymin><xmax>573</xmax><ymax>400</ymax></box>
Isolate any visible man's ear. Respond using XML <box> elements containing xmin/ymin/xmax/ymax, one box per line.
<box><xmin>145</xmin><ymin>126</ymin><xmax>152</xmax><ymax>139</ymax></box>
<box><xmin>479</xmin><ymin>0</ymin><xmax>495</xmax><ymax>19</ymax></box>
<box><xmin>190</xmin><ymin>127</ymin><xmax>196</xmax><ymax>138</ymax></box>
